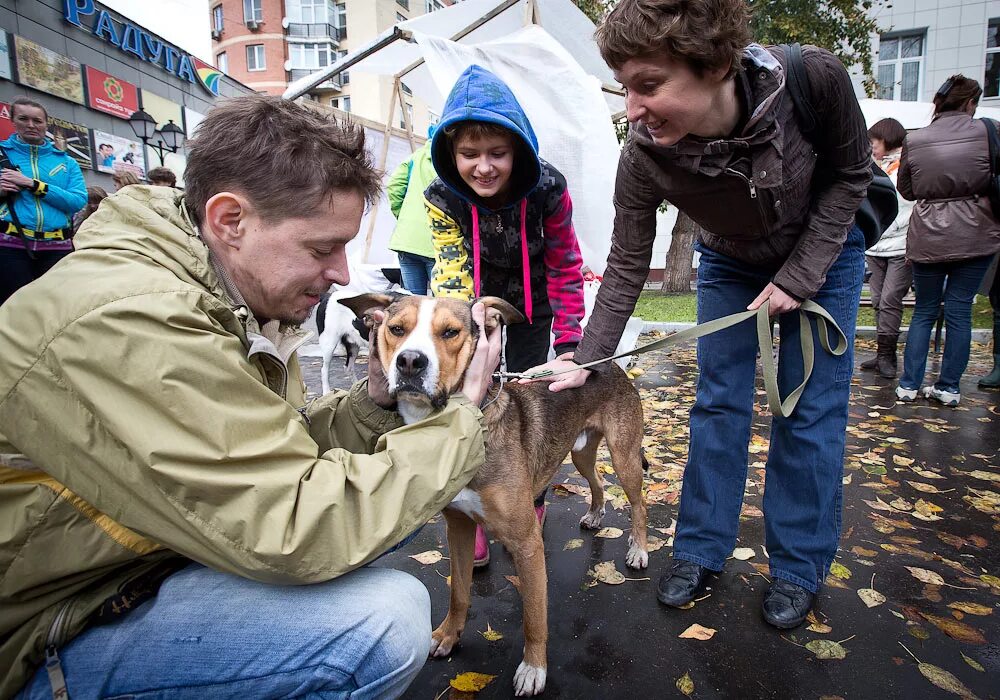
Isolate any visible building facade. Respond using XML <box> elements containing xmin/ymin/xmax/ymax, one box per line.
<box><xmin>210</xmin><ymin>0</ymin><xmax>454</xmax><ymax>135</ymax></box>
<box><xmin>0</xmin><ymin>0</ymin><xmax>254</xmax><ymax>190</ymax></box>
<box><xmin>864</xmin><ymin>0</ymin><xmax>1000</xmax><ymax>106</ymax></box>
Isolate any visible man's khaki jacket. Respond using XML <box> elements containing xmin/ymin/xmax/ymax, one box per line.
<box><xmin>0</xmin><ymin>187</ymin><xmax>486</xmax><ymax>697</ymax></box>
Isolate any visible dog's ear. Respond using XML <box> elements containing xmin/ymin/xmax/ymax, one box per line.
<box><xmin>477</xmin><ymin>296</ymin><xmax>525</xmax><ymax>331</ymax></box>
<box><xmin>338</xmin><ymin>293</ymin><xmax>396</xmax><ymax>329</ymax></box>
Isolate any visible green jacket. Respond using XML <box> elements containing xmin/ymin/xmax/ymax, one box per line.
<box><xmin>0</xmin><ymin>186</ymin><xmax>486</xmax><ymax>698</ymax></box>
<box><xmin>387</xmin><ymin>141</ymin><xmax>436</xmax><ymax>258</ymax></box>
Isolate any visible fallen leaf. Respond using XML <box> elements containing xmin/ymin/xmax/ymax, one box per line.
<box><xmin>805</xmin><ymin>639</ymin><xmax>847</xmax><ymax>660</ymax></box>
<box><xmin>676</xmin><ymin>672</ymin><xmax>695</xmax><ymax>696</ymax></box>
<box><xmin>678</xmin><ymin>623</ymin><xmax>717</xmax><ymax>640</ymax></box>
<box><xmin>477</xmin><ymin>622</ymin><xmax>504</xmax><ymax>642</ymax></box>
<box><xmin>595</xmin><ymin>527</ymin><xmax>624</xmax><ymax>539</ymax></box>
<box><xmin>863</xmin><ymin>463</ymin><xmax>888</xmax><ymax>476</ymax></box>
<box><xmin>732</xmin><ymin>547</ymin><xmax>755</xmax><ymax>560</ymax></box>
<box><xmin>947</xmin><ymin>602</ymin><xmax>994</xmax><ymax>616</ymax></box>
<box><xmin>908</xmin><ymin>625</ymin><xmax>931</xmax><ymax>640</ymax></box>
<box><xmin>911</xmin><ymin>467</ymin><xmax>946</xmax><ymax>479</ymax></box>
<box><xmin>409</xmin><ymin>550</ymin><xmax>443</xmax><ymax>565</ymax></box>
<box><xmin>591</xmin><ymin>560</ymin><xmax>625</xmax><ymax>585</ymax></box>
<box><xmin>830</xmin><ymin>562</ymin><xmax>852</xmax><ymax>580</ymax></box>
<box><xmin>858</xmin><ymin>588</ymin><xmax>887</xmax><ymax>607</ymax></box>
<box><xmin>893</xmin><ymin>455</ymin><xmax>914</xmax><ymax>466</ymax></box>
<box><xmin>917</xmin><ymin>663</ymin><xmax>980</xmax><ymax>699</ymax></box>
<box><xmin>937</xmin><ymin>532</ymin><xmax>967</xmax><ymax>549</ymax></box>
<box><xmin>981</xmin><ymin>574</ymin><xmax>1000</xmax><ymax>588</ymax></box>
<box><xmin>907</xmin><ymin>480</ymin><xmax>945</xmax><ymax>493</ymax></box>
<box><xmin>449</xmin><ymin>672</ymin><xmax>497</xmax><ymax>693</ymax></box>
<box><xmin>563</xmin><ymin>538</ymin><xmax>584</xmax><ymax>550</ymax></box>
<box><xmin>646</xmin><ymin>535</ymin><xmax>668</xmax><ymax>552</ymax></box>
<box><xmin>961</xmin><ymin>652</ymin><xmax>985</xmax><ymax>672</ymax></box>
<box><xmin>919</xmin><ymin>613</ymin><xmax>987</xmax><ymax>644</ymax></box>
<box><xmin>905</xmin><ymin>567</ymin><xmax>945</xmax><ymax>586</ymax></box>
<box><xmin>851</xmin><ymin>546</ymin><xmax>878</xmax><ymax>557</ymax></box>
<box><xmin>807</xmin><ymin>620</ymin><xmax>833</xmax><ymax>634</ymax></box>
<box><xmin>967</xmin><ymin>469</ymin><xmax>1000</xmax><ymax>483</ymax></box>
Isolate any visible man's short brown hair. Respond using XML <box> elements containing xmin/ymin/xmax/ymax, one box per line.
<box><xmin>147</xmin><ymin>166</ymin><xmax>177</xmax><ymax>187</ymax></box>
<box><xmin>10</xmin><ymin>96</ymin><xmax>48</xmax><ymax>120</ymax></box>
<box><xmin>595</xmin><ymin>0</ymin><xmax>751</xmax><ymax>78</ymax></box>
<box><xmin>184</xmin><ymin>95</ymin><xmax>381</xmax><ymax>225</ymax></box>
<box><xmin>443</xmin><ymin>121</ymin><xmax>514</xmax><ymax>147</ymax></box>
<box><xmin>867</xmin><ymin>118</ymin><xmax>906</xmax><ymax>152</ymax></box>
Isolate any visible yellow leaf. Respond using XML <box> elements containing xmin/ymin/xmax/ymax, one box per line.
<box><xmin>563</xmin><ymin>538</ymin><xmax>584</xmax><ymax>550</ymax></box>
<box><xmin>595</xmin><ymin>527</ymin><xmax>624</xmax><ymax>539</ymax></box>
<box><xmin>591</xmin><ymin>560</ymin><xmax>625</xmax><ymax>585</ymax></box>
<box><xmin>450</xmin><ymin>672</ymin><xmax>497</xmax><ymax>693</ymax></box>
<box><xmin>905</xmin><ymin>566</ymin><xmax>945</xmax><ymax>586</ymax></box>
<box><xmin>480</xmin><ymin>623</ymin><xmax>503</xmax><ymax>642</ymax></box>
<box><xmin>676</xmin><ymin>672</ymin><xmax>695</xmax><ymax>696</ymax></box>
<box><xmin>678</xmin><ymin>623</ymin><xmax>716</xmax><ymax>640</ymax></box>
<box><xmin>830</xmin><ymin>562</ymin><xmax>852</xmax><ymax>580</ymax></box>
<box><xmin>918</xmin><ymin>663</ymin><xmax>981</xmax><ymax>699</ymax></box>
<box><xmin>892</xmin><ymin>455</ymin><xmax>914</xmax><ymax>466</ymax></box>
<box><xmin>409</xmin><ymin>550</ymin><xmax>443</xmax><ymax>565</ymax></box>
<box><xmin>805</xmin><ymin>639</ymin><xmax>847</xmax><ymax>659</ymax></box>
<box><xmin>858</xmin><ymin>588</ymin><xmax>887</xmax><ymax>607</ymax></box>
<box><xmin>947</xmin><ymin>602</ymin><xmax>993</xmax><ymax>616</ymax></box>
<box><xmin>961</xmin><ymin>652</ymin><xmax>985</xmax><ymax>672</ymax></box>
<box><xmin>907</xmin><ymin>480</ymin><xmax>944</xmax><ymax>493</ymax></box>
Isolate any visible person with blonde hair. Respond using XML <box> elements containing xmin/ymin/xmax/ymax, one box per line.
<box><xmin>112</xmin><ymin>170</ymin><xmax>141</xmax><ymax>190</ymax></box>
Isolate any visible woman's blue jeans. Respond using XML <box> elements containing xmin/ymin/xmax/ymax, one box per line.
<box><xmin>18</xmin><ymin>564</ymin><xmax>431</xmax><ymax>700</ymax></box>
<box><xmin>396</xmin><ymin>252</ymin><xmax>436</xmax><ymax>296</ymax></box>
<box><xmin>673</xmin><ymin>227</ymin><xmax>864</xmax><ymax>593</ymax></box>
<box><xmin>899</xmin><ymin>255</ymin><xmax>993</xmax><ymax>394</ymax></box>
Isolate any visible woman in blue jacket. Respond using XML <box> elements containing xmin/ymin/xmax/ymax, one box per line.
<box><xmin>0</xmin><ymin>97</ymin><xmax>87</xmax><ymax>306</ymax></box>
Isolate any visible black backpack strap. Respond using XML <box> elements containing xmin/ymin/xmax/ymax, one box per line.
<box><xmin>780</xmin><ymin>43</ymin><xmax>818</xmax><ymax>141</ymax></box>
<box><xmin>981</xmin><ymin>118</ymin><xmax>1000</xmax><ymax>176</ymax></box>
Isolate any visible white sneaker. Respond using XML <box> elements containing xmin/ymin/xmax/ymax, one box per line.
<box><xmin>921</xmin><ymin>386</ymin><xmax>961</xmax><ymax>406</ymax></box>
<box><xmin>895</xmin><ymin>385</ymin><xmax>918</xmax><ymax>402</ymax></box>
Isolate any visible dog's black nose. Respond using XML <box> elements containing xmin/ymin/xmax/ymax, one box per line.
<box><xmin>396</xmin><ymin>350</ymin><xmax>428</xmax><ymax>377</ymax></box>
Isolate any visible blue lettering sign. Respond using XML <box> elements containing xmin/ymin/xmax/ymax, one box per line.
<box><xmin>176</xmin><ymin>55</ymin><xmax>197</xmax><ymax>85</ymax></box>
<box><xmin>93</xmin><ymin>10</ymin><xmax>121</xmax><ymax>47</ymax></box>
<box><xmin>62</xmin><ymin>0</ymin><xmax>95</xmax><ymax>29</ymax></box>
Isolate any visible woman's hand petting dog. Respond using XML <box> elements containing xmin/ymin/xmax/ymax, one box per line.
<box><xmin>366</xmin><ymin>310</ymin><xmax>396</xmax><ymax>409</ymax></box>
<box><xmin>521</xmin><ymin>352</ymin><xmax>592</xmax><ymax>392</ymax></box>
<box><xmin>462</xmin><ymin>302</ymin><xmax>503</xmax><ymax>406</ymax></box>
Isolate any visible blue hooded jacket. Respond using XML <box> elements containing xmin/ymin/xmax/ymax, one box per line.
<box><xmin>0</xmin><ymin>134</ymin><xmax>87</xmax><ymax>241</ymax></box>
<box><xmin>429</xmin><ymin>64</ymin><xmax>541</xmax><ymax>209</ymax></box>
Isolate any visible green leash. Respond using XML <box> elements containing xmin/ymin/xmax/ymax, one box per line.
<box><xmin>509</xmin><ymin>299</ymin><xmax>847</xmax><ymax>419</ymax></box>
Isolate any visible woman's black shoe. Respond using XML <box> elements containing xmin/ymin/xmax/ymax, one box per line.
<box><xmin>761</xmin><ymin>579</ymin><xmax>815</xmax><ymax>629</ymax></box>
<box><xmin>656</xmin><ymin>559</ymin><xmax>710</xmax><ymax>607</ymax></box>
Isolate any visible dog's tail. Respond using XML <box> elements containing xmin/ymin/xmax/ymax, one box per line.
<box><xmin>316</xmin><ymin>293</ymin><xmax>331</xmax><ymax>336</ymax></box>
<box><xmin>641</xmin><ymin>452</ymin><xmax>650</xmax><ymax>472</ymax></box>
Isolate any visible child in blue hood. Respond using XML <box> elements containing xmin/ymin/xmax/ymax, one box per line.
<box><xmin>424</xmin><ymin>65</ymin><xmax>585</xmax><ymax>567</ymax></box>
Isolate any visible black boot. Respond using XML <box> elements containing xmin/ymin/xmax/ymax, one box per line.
<box><xmin>876</xmin><ymin>334</ymin><xmax>898</xmax><ymax>379</ymax></box>
<box><xmin>656</xmin><ymin>559</ymin><xmax>711</xmax><ymax>607</ymax></box>
<box><xmin>979</xmin><ymin>328</ymin><xmax>1000</xmax><ymax>389</ymax></box>
<box><xmin>762</xmin><ymin>579</ymin><xmax>815</xmax><ymax>629</ymax></box>
<box><xmin>860</xmin><ymin>312</ymin><xmax>879</xmax><ymax>370</ymax></box>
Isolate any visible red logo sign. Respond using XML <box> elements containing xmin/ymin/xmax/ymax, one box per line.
<box><xmin>85</xmin><ymin>66</ymin><xmax>138</xmax><ymax>119</ymax></box>
<box><xmin>0</xmin><ymin>103</ymin><xmax>13</xmax><ymax>140</ymax></box>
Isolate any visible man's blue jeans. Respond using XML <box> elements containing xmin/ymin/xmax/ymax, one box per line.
<box><xmin>673</xmin><ymin>227</ymin><xmax>864</xmax><ymax>593</ymax></box>
<box><xmin>18</xmin><ymin>564</ymin><xmax>430</xmax><ymax>700</ymax></box>
<box><xmin>899</xmin><ymin>255</ymin><xmax>993</xmax><ymax>394</ymax></box>
<box><xmin>396</xmin><ymin>252</ymin><xmax>435</xmax><ymax>296</ymax></box>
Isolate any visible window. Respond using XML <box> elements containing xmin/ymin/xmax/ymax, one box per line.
<box><xmin>401</xmin><ymin>82</ymin><xmax>412</xmax><ymax>96</ymax></box>
<box><xmin>289</xmin><ymin>42</ymin><xmax>331</xmax><ymax>70</ymax></box>
<box><xmin>330</xmin><ymin>96</ymin><xmax>352</xmax><ymax>112</ymax></box>
<box><xmin>399</xmin><ymin>103</ymin><xmax>413</xmax><ymax>129</ymax></box>
<box><xmin>212</xmin><ymin>4</ymin><xmax>223</xmax><ymax>32</ymax></box>
<box><xmin>397</xmin><ymin>12</ymin><xmax>407</xmax><ymax>22</ymax></box>
<box><xmin>288</xmin><ymin>0</ymin><xmax>327</xmax><ymax>24</ymax></box>
<box><xmin>243</xmin><ymin>0</ymin><xmax>262</xmax><ymax>23</ymax></box>
<box><xmin>397</xmin><ymin>0</ymin><xmax>409</xmax><ymax>9</ymax></box>
<box><xmin>246</xmin><ymin>44</ymin><xmax>266</xmax><ymax>71</ymax></box>
<box><xmin>335</xmin><ymin>2</ymin><xmax>347</xmax><ymax>37</ymax></box>
<box><xmin>426</xmin><ymin>0</ymin><xmax>444</xmax><ymax>12</ymax></box>
<box><xmin>877</xmin><ymin>32</ymin><xmax>924</xmax><ymax>101</ymax></box>
<box><xmin>343</xmin><ymin>95</ymin><xmax>351</xmax><ymax>112</ymax></box>
<box><xmin>216</xmin><ymin>51</ymin><xmax>228</xmax><ymax>73</ymax></box>
<box><xmin>986</xmin><ymin>19</ymin><xmax>1000</xmax><ymax>98</ymax></box>
<box><xmin>337</xmin><ymin>49</ymin><xmax>350</xmax><ymax>84</ymax></box>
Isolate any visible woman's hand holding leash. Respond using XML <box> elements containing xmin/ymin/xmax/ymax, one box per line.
<box><xmin>463</xmin><ymin>302</ymin><xmax>503</xmax><ymax>406</ymax></box>
<box><xmin>520</xmin><ymin>352</ymin><xmax>591</xmax><ymax>392</ymax></box>
<box><xmin>749</xmin><ymin>282</ymin><xmax>801</xmax><ymax>316</ymax></box>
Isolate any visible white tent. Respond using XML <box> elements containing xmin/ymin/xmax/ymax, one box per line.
<box><xmin>285</xmin><ymin>0</ymin><xmax>624</xmax><ymax>273</ymax></box>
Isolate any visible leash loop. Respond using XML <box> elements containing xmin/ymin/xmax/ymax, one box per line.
<box><xmin>507</xmin><ymin>300</ymin><xmax>847</xmax><ymax>418</ymax></box>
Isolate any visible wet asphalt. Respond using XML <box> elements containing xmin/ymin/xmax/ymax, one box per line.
<box><xmin>299</xmin><ymin>337</ymin><xmax>999</xmax><ymax>700</ymax></box>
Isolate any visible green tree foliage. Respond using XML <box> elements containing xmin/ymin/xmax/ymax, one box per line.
<box><xmin>573</xmin><ymin>0</ymin><xmax>886</xmax><ymax>94</ymax></box>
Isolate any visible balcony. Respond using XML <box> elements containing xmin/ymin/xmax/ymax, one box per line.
<box><xmin>286</xmin><ymin>22</ymin><xmax>343</xmax><ymax>42</ymax></box>
<box><xmin>289</xmin><ymin>68</ymin><xmax>342</xmax><ymax>90</ymax></box>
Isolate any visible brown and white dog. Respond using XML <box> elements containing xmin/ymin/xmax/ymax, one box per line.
<box><xmin>340</xmin><ymin>293</ymin><xmax>648</xmax><ymax>697</ymax></box>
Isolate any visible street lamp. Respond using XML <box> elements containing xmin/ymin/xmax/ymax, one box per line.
<box><xmin>127</xmin><ymin>108</ymin><xmax>184</xmax><ymax>166</ymax></box>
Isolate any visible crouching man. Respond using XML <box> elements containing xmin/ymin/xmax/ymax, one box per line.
<box><xmin>0</xmin><ymin>95</ymin><xmax>500</xmax><ymax>700</ymax></box>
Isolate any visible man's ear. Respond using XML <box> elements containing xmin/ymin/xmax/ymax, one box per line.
<box><xmin>339</xmin><ymin>293</ymin><xmax>399</xmax><ymax>329</ymax></box>
<box><xmin>202</xmin><ymin>192</ymin><xmax>249</xmax><ymax>250</ymax></box>
<box><xmin>477</xmin><ymin>296</ymin><xmax>525</xmax><ymax>331</ymax></box>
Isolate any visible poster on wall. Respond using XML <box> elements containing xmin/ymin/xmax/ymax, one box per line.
<box><xmin>13</xmin><ymin>35</ymin><xmax>84</xmax><ymax>105</ymax></box>
<box><xmin>0</xmin><ymin>33</ymin><xmax>12</xmax><ymax>81</ymax></box>
<box><xmin>85</xmin><ymin>66</ymin><xmax>138</xmax><ymax>119</ymax></box>
<box><xmin>0</xmin><ymin>103</ymin><xmax>14</xmax><ymax>140</ymax></box>
<box><xmin>93</xmin><ymin>130</ymin><xmax>146</xmax><ymax>179</ymax></box>
<box><xmin>140</xmin><ymin>90</ymin><xmax>183</xmax><ymax>131</ymax></box>
<box><xmin>47</xmin><ymin>116</ymin><xmax>92</xmax><ymax>170</ymax></box>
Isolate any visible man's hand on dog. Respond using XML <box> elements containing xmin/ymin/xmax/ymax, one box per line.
<box><xmin>366</xmin><ymin>310</ymin><xmax>396</xmax><ymax>409</ymax></box>
<box><xmin>462</xmin><ymin>302</ymin><xmax>503</xmax><ymax>406</ymax></box>
<box><xmin>521</xmin><ymin>352</ymin><xmax>591</xmax><ymax>392</ymax></box>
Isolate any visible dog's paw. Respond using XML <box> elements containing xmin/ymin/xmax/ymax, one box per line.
<box><xmin>513</xmin><ymin>661</ymin><xmax>547</xmax><ymax>696</ymax></box>
<box><xmin>626</xmin><ymin>542</ymin><xmax>649</xmax><ymax>569</ymax></box>
<box><xmin>429</xmin><ymin>629</ymin><xmax>459</xmax><ymax>658</ymax></box>
<box><xmin>579</xmin><ymin>507</ymin><xmax>605</xmax><ymax>530</ymax></box>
